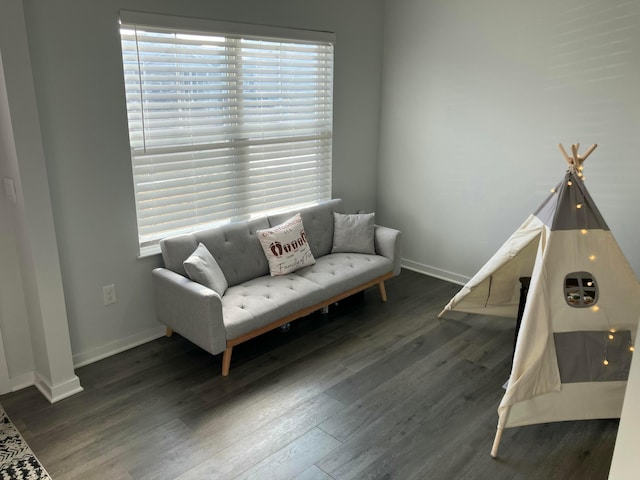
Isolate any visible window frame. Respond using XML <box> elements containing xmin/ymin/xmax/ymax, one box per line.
<box><xmin>564</xmin><ymin>271</ymin><xmax>598</xmax><ymax>308</ymax></box>
<box><xmin>118</xmin><ymin>11</ymin><xmax>335</xmax><ymax>256</ymax></box>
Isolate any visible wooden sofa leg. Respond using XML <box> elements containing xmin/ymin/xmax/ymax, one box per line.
<box><xmin>222</xmin><ymin>347</ymin><xmax>233</xmax><ymax>376</ymax></box>
<box><xmin>378</xmin><ymin>281</ymin><xmax>388</xmax><ymax>302</ymax></box>
<box><xmin>166</xmin><ymin>327</ymin><xmax>173</xmax><ymax>337</ymax></box>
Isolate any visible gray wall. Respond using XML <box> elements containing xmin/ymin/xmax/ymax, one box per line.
<box><xmin>16</xmin><ymin>0</ymin><xmax>385</xmax><ymax>365</ymax></box>
<box><xmin>379</xmin><ymin>0</ymin><xmax>640</xmax><ymax>283</ymax></box>
<box><xmin>7</xmin><ymin>0</ymin><xmax>639</xmax><ymax>376</ymax></box>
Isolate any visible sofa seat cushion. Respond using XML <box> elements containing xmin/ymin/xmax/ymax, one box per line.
<box><xmin>222</xmin><ymin>275</ymin><xmax>326</xmax><ymax>340</ymax></box>
<box><xmin>294</xmin><ymin>253</ymin><xmax>393</xmax><ymax>299</ymax></box>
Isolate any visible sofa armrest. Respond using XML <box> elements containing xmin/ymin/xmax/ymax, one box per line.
<box><xmin>374</xmin><ymin>225</ymin><xmax>402</xmax><ymax>276</ymax></box>
<box><xmin>152</xmin><ymin>267</ymin><xmax>227</xmax><ymax>355</ymax></box>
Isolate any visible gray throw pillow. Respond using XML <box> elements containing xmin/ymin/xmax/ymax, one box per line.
<box><xmin>183</xmin><ymin>243</ymin><xmax>228</xmax><ymax>295</ymax></box>
<box><xmin>332</xmin><ymin>212</ymin><xmax>376</xmax><ymax>254</ymax></box>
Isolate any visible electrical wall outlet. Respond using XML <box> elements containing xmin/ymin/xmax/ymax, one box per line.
<box><xmin>103</xmin><ymin>284</ymin><xmax>116</xmax><ymax>305</ymax></box>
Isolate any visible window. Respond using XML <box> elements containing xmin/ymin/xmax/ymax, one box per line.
<box><xmin>564</xmin><ymin>272</ymin><xmax>598</xmax><ymax>307</ymax></box>
<box><xmin>119</xmin><ymin>12</ymin><xmax>334</xmax><ymax>255</ymax></box>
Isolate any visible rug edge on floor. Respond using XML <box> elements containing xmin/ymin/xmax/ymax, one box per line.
<box><xmin>0</xmin><ymin>405</ymin><xmax>52</xmax><ymax>480</ymax></box>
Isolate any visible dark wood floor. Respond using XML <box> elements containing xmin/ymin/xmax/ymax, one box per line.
<box><xmin>1</xmin><ymin>270</ymin><xmax>618</xmax><ymax>479</ymax></box>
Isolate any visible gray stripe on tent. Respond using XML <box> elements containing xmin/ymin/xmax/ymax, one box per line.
<box><xmin>554</xmin><ymin>330</ymin><xmax>632</xmax><ymax>383</ymax></box>
<box><xmin>534</xmin><ymin>171</ymin><xmax>609</xmax><ymax>231</ymax></box>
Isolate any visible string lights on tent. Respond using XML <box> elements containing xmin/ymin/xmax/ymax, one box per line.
<box><xmin>556</xmin><ymin>143</ymin><xmax>636</xmax><ymax>366</ymax></box>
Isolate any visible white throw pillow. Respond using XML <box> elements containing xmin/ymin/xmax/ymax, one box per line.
<box><xmin>332</xmin><ymin>212</ymin><xmax>376</xmax><ymax>254</ymax></box>
<box><xmin>183</xmin><ymin>243</ymin><xmax>228</xmax><ymax>295</ymax></box>
<box><xmin>257</xmin><ymin>213</ymin><xmax>316</xmax><ymax>276</ymax></box>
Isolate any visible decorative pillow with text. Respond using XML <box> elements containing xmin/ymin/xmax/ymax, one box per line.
<box><xmin>257</xmin><ymin>213</ymin><xmax>316</xmax><ymax>276</ymax></box>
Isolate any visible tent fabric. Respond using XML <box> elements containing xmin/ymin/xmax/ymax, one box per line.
<box><xmin>501</xmin><ymin>381</ymin><xmax>628</xmax><ymax>428</ymax></box>
<box><xmin>439</xmin><ymin>215</ymin><xmax>543</xmax><ymax>318</ymax></box>
<box><xmin>440</xmin><ymin>164</ymin><xmax>640</xmax><ymax>437</ymax></box>
<box><xmin>535</xmin><ymin>171</ymin><xmax>609</xmax><ymax>231</ymax></box>
<box><xmin>554</xmin><ymin>330</ymin><xmax>633</xmax><ymax>383</ymax></box>
<box><xmin>499</xmin><ymin>228</ymin><xmax>640</xmax><ymax>428</ymax></box>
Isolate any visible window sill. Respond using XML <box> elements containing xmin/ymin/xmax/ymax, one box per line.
<box><xmin>138</xmin><ymin>244</ymin><xmax>162</xmax><ymax>259</ymax></box>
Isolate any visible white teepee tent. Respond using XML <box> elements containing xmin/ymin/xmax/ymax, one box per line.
<box><xmin>439</xmin><ymin>144</ymin><xmax>639</xmax><ymax>457</ymax></box>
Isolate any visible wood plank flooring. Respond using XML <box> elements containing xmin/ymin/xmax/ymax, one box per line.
<box><xmin>0</xmin><ymin>270</ymin><xmax>619</xmax><ymax>479</ymax></box>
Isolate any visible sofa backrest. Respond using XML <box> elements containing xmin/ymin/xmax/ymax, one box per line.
<box><xmin>160</xmin><ymin>217</ymin><xmax>270</xmax><ymax>287</ymax></box>
<box><xmin>160</xmin><ymin>198</ymin><xmax>343</xmax><ymax>287</ymax></box>
<box><xmin>268</xmin><ymin>198</ymin><xmax>342</xmax><ymax>259</ymax></box>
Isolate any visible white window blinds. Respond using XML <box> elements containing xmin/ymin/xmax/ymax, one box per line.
<box><xmin>119</xmin><ymin>15</ymin><xmax>334</xmax><ymax>254</ymax></box>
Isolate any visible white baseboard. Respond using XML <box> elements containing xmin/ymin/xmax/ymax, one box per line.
<box><xmin>34</xmin><ymin>372</ymin><xmax>83</xmax><ymax>404</ymax></box>
<box><xmin>10</xmin><ymin>371</ymin><xmax>34</xmax><ymax>392</ymax></box>
<box><xmin>72</xmin><ymin>325</ymin><xmax>167</xmax><ymax>368</ymax></box>
<box><xmin>401</xmin><ymin>258</ymin><xmax>470</xmax><ymax>286</ymax></box>
<box><xmin>7</xmin><ymin>326</ymin><xmax>166</xmax><ymax>399</ymax></box>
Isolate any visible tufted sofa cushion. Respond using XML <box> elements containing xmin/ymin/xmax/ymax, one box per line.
<box><xmin>222</xmin><ymin>275</ymin><xmax>326</xmax><ymax>339</ymax></box>
<box><xmin>268</xmin><ymin>199</ymin><xmax>341</xmax><ymax>259</ymax></box>
<box><xmin>197</xmin><ymin>218</ymin><xmax>271</xmax><ymax>287</ymax></box>
<box><xmin>160</xmin><ymin>217</ymin><xmax>271</xmax><ymax>287</ymax></box>
<box><xmin>221</xmin><ymin>252</ymin><xmax>393</xmax><ymax>340</ymax></box>
<box><xmin>161</xmin><ymin>201</ymin><xmax>343</xmax><ymax>287</ymax></box>
<box><xmin>295</xmin><ymin>253</ymin><xmax>393</xmax><ymax>299</ymax></box>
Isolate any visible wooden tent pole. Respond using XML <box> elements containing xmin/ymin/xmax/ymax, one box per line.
<box><xmin>571</xmin><ymin>144</ymin><xmax>579</xmax><ymax>163</ymax></box>
<box><xmin>558</xmin><ymin>144</ymin><xmax>571</xmax><ymax>164</ymax></box>
<box><xmin>559</xmin><ymin>142</ymin><xmax>597</xmax><ymax>165</ymax></box>
<box><xmin>491</xmin><ymin>426</ymin><xmax>504</xmax><ymax>458</ymax></box>
<box><xmin>580</xmin><ymin>143</ymin><xmax>597</xmax><ymax>162</ymax></box>
<box><xmin>491</xmin><ymin>405</ymin><xmax>511</xmax><ymax>457</ymax></box>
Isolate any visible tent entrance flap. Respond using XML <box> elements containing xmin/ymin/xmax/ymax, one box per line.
<box><xmin>438</xmin><ymin>217</ymin><xmax>543</xmax><ymax>318</ymax></box>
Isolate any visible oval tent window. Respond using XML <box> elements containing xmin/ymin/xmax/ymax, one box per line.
<box><xmin>564</xmin><ymin>272</ymin><xmax>598</xmax><ymax>308</ymax></box>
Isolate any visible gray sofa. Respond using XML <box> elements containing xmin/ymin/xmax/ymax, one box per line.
<box><xmin>152</xmin><ymin>198</ymin><xmax>402</xmax><ymax>376</ymax></box>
